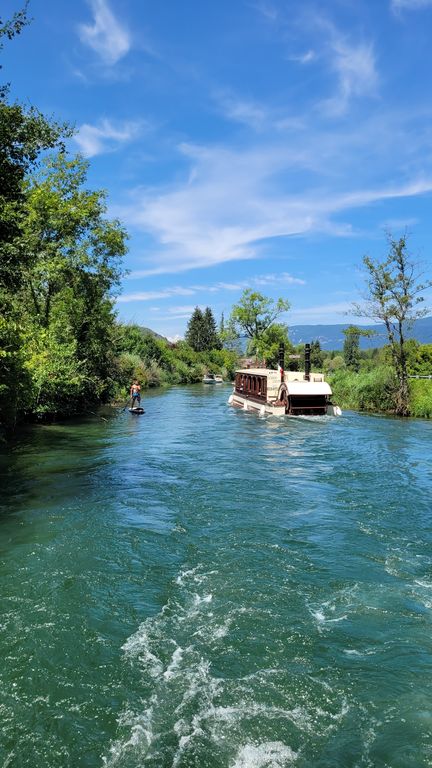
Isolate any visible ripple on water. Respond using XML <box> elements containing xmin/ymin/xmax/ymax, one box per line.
<box><xmin>1</xmin><ymin>389</ymin><xmax>432</xmax><ymax>767</ymax></box>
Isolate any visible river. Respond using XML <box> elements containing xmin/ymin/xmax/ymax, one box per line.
<box><xmin>1</xmin><ymin>385</ymin><xmax>432</xmax><ymax>767</ymax></box>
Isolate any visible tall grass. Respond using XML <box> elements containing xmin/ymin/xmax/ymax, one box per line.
<box><xmin>330</xmin><ymin>366</ymin><xmax>432</xmax><ymax>418</ymax></box>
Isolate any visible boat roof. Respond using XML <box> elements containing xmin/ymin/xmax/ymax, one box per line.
<box><xmin>286</xmin><ymin>381</ymin><xmax>332</xmax><ymax>396</ymax></box>
<box><xmin>236</xmin><ymin>368</ymin><xmax>278</xmax><ymax>375</ymax></box>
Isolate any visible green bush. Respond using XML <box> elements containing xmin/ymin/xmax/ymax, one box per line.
<box><xmin>329</xmin><ymin>366</ymin><xmax>397</xmax><ymax>413</ymax></box>
<box><xmin>409</xmin><ymin>379</ymin><xmax>432</xmax><ymax>418</ymax></box>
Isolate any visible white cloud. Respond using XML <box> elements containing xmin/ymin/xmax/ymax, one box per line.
<box><xmin>250</xmin><ymin>1</ymin><xmax>279</xmax><ymax>22</ymax></box>
<box><xmin>320</xmin><ymin>23</ymin><xmax>378</xmax><ymax>115</ymax></box>
<box><xmin>119</xmin><ymin>272</ymin><xmax>305</xmax><ymax>303</ymax></box>
<box><xmin>215</xmin><ymin>92</ymin><xmax>268</xmax><ymax>130</ymax></box>
<box><xmin>116</xmin><ymin>130</ymin><xmax>432</xmax><ymax>276</ymax></box>
<box><xmin>78</xmin><ymin>0</ymin><xmax>130</xmax><ymax>65</ymax></box>
<box><xmin>288</xmin><ymin>49</ymin><xmax>316</xmax><ymax>64</ymax></box>
<box><xmin>117</xmin><ymin>286</ymin><xmax>196</xmax><ymax>303</ymax></box>
<box><xmin>74</xmin><ymin>119</ymin><xmax>141</xmax><ymax>157</ymax></box>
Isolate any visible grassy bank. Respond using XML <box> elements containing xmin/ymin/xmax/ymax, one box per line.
<box><xmin>329</xmin><ymin>367</ymin><xmax>432</xmax><ymax>418</ymax></box>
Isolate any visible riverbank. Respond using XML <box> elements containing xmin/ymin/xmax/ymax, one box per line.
<box><xmin>329</xmin><ymin>367</ymin><xmax>432</xmax><ymax>418</ymax></box>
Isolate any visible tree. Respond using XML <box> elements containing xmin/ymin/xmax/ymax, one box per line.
<box><xmin>202</xmin><ymin>307</ymin><xmax>222</xmax><ymax>350</ymax></box>
<box><xmin>352</xmin><ymin>234</ymin><xmax>432</xmax><ymax>416</ymax></box>
<box><xmin>253</xmin><ymin>323</ymin><xmax>292</xmax><ymax>368</ymax></box>
<box><xmin>342</xmin><ymin>325</ymin><xmax>374</xmax><ymax>371</ymax></box>
<box><xmin>310</xmin><ymin>339</ymin><xmax>324</xmax><ymax>369</ymax></box>
<box><xmin>185</xmin><ymin>307</ymin><xmax>205</xmax><ymax>351</ymax></box>
<box><xmin>229</xmin><ymin>289</ymin><xmax>290</xmax><ymax>359</ymax></box>
<box><xmin>0</xmin><ymin>5</ymin><xmax>71</xmax><ymax>429</ymax></box>
<box><xmin>16</xmin><ymin>153</ymin><xmax>128</xmax><ymax>415</ymax></box>
<box><xmin>185</xmin><ymin>306</ymin><xmax>221</xmax><ymax>351</ymax></box>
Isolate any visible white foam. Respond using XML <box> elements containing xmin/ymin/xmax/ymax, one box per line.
<box><xmin>163</xmin><ymin>645</ymin><xmax>184</xmax><ymax>680</ymax></box>
<box><xmin>231</xmin><ymin>741</ymin><xmax>297</xmax><ymax>767</ymax></box>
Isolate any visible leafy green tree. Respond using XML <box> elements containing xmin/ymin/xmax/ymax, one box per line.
<box><xmin>0</xmin><ymin>5</ymin><xmax>71</xmax><ymax>429</ymax></box>
<box><xmin>16</xmin><ymin>154</ymin><xmax>128</xmax><ymax>415</ymax></box>
<box><xmin>247</xmin><ymin>322</ymin><xmax>291</xmax><ymax>367</ymax></box>
<box><xmin>229</xmin><ymin>289</ymin><xmax>290</xmax><ymax>359</ymax></box>
<box><xmin>406</xmin><ymin>341</ymin><xmax>432</xmax><ymax>376</ymax></box>
<box><xmin>352</xmin><ymin>234</ymin><xmax>432</xmax><ymax>416</ymax></box>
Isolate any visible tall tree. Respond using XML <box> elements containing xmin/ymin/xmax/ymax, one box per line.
<box><xmin>342</xmin><ymin>325</ymin><xmax>374</xmax><ymax>371</ymax></box>
<box><xmin>185</xmin><ymin>307</ymin><xmax>206</xmax><ymax>351</ymax></box>
<box><xmin>310</xmin><ymin>339</ymin><xmax>324</xmax><ymax>369</ymax></box>
<box><xmin>229</xmin><ymin>289</ymin><xmax>290</xmax><ymax>359</ymax></box>
<box><xmin>0</xmin><ymin>4</ymin><xmax>71</xmax><ymax>428</ymax></box>
<box><xmin>202</xmin><ymin>307</ymin><xmax>222</xmax><ymax>350</ymax></box>
<box><xmin>185</xmin><ymin>306</ymin><xmax>222</xmax><ymax>351</ymax></box>
<box><xmin>352</xmin><ymin>234</ymin><xmax>432</xmax><ymax>416</ymax></box>
<box><xmin>18</xmin><ymin>153</ymin><xmax>128</xmax><ymax>413</ymax></box>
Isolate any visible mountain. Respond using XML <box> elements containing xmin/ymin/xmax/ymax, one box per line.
<box><xmin>289</xmin><ymin>316</ymin><xmax>432</xmax><ymax>350</ymax></box>
<box><xmin>138</xmin><ymin>326</ymin><xmax>167</xmax><ymax>341</ymax></box>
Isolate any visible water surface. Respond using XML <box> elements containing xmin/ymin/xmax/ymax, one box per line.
<box><xmin>1</xmin><ymin>385</ymin><xmax>432</xmax><ymax>767</ymax></box>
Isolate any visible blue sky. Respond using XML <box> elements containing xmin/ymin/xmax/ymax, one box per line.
<box><xmin>3</xmin><ymin>0</ymin><xmax>432</xmax><ymax>338</ymax></box>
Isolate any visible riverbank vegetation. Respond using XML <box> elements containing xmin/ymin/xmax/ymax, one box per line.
<box><xmin>114</xmin><ymin>321</ymin><xmax>238</xmax><ymax>400</ymax></box>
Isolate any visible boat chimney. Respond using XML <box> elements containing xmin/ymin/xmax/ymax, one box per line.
<box><xmin>278</xmin><ymin>343</ymin><xmax>285</xmax><ymax>381</ymax></box>
<box><xmin>304</xmin><ymin>343</ymin><xmax>311</xmax><ymax>381</ymax></box>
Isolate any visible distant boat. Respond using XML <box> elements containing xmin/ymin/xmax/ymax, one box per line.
<box><xmin>202</xmin><ymin>373</ymin><xmax>224</xmax><ymax>384</ymax></box>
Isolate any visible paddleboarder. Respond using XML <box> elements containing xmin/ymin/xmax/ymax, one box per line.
<box><xmin>130</xmin><ymin>379</ymin><xmax>141</xmax><ymax>409</ymax></box>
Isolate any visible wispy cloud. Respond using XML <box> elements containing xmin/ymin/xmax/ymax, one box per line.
<box><xmin>78</xmin><ymin>0</ymin><xmax>130</xmax><ymax>65</ymax></box>
<box><xmin>288</xmin><ymin>49</ymin><xmax>316</xmax><ymax>64</ymax></box>
<box><xmin>119</xmin><ymin>272</ymin><xmax>305</xmax><ymax>303</ymax></box>
<box><xmin>250</xmin><ymin>0</ymin><xmax>279</xmax><ymax>22</ymax></box>
<box><xmin>117</xmin><ymin>286</ymin><xmax>196</xmax><ymax>303</ymax></box>
<box><xmin>116</xmin><ymin>123</ymin><xmax>432</xmax><ymax>276</ymax></box>
<box><xmin>74</xmin><ymin>119</ymin><xmax>142</xmax><ymax>157</ymax></box>
<box><xmin>215</xmin><ymin>91</ymin><xmax>268</xmax><ymax>131</ymax></box>
<box><xmin>319</xmin><ymin>20</ymin><xmax>378</xmax><ymax>115</ymax></box>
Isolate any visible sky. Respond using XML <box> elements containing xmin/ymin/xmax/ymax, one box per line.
<box><xmin>3</xmin><ymin>0</ymin><xmax>432</xmax><ymax>339</ymax></box>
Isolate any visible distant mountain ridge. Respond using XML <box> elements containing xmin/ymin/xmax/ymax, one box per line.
<box><xmin>289</xmin><ymin>316</ymin><xmax>432</xmax><ymax>350</ymax></box>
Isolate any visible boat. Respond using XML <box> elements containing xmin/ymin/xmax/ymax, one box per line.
<box><xmin>203</xmin><ymin>373</ymin><xmax>224</xmax><ymax>384</ymax></box>
<box><xmin>228</xmin><ymin>343</ymin><xmax>342</xmax><ymax>417</ymax></box>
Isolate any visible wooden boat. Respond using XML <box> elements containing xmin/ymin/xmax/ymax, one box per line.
<box><xmin>228</xmin><ymin>344</ymin><xmax>341</xmax><ymax>417</ymax></box>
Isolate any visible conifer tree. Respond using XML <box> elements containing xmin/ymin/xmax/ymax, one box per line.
<box><xmin>202</xmin><ymin>307</ymin><xmax>222</xmax><ymax>350</ymax></box>
<box><xmin>185</xmin><ymin>307</ymin><xmax>205</xmax><ymax>351</ymax></box>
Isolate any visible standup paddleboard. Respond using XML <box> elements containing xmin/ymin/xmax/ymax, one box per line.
<box><xmin>129</xmin><ymin>407</ymin><xmax>145</xmax><ymax>414</ymax></box>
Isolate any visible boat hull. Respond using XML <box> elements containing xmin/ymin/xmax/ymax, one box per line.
<box><xmin>228</xmin><ymin>392</ymin><xmax>341</xmax><ymax>417</ymax></box>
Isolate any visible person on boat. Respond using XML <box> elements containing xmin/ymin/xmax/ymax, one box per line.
<box><xmin>130</xmin><ymin>379</ymin><xmax>141</xmax><ymax>409</ymax></box>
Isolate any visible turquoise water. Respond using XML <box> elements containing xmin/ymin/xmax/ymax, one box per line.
<box><xmin>1</xmin><ymin>385</ymin><xmax>432</xmax><ymax>767</ymax></box>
